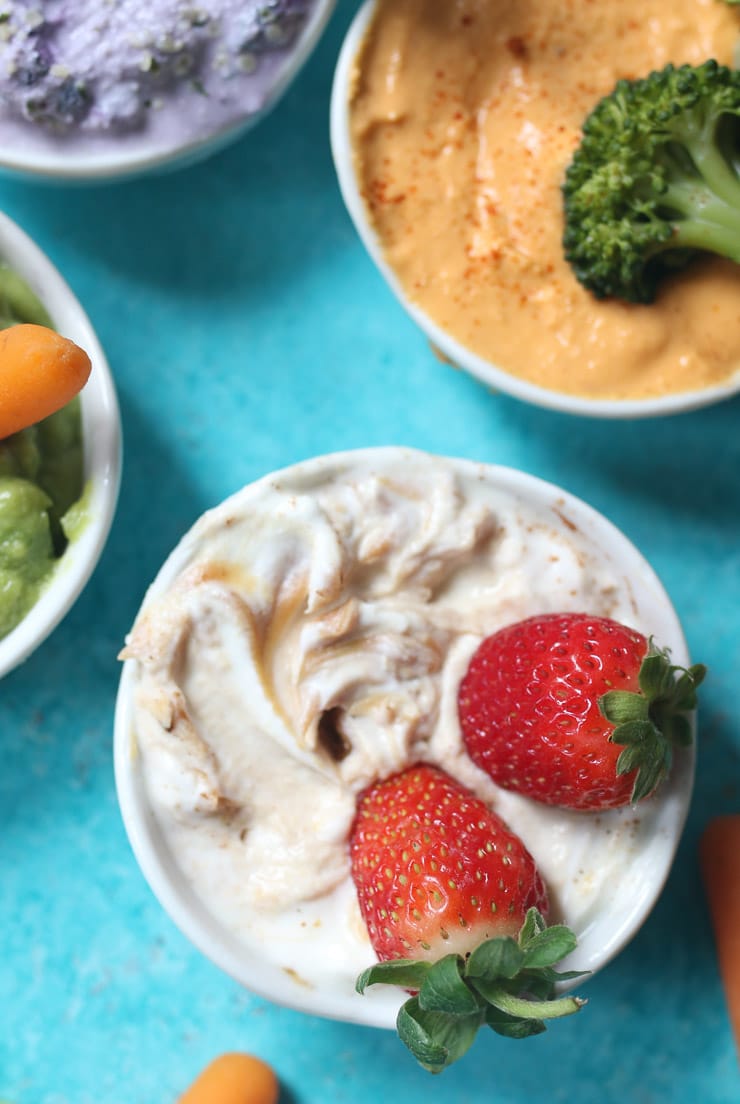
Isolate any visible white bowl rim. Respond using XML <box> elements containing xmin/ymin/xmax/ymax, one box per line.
<box><xmin>0</xmin><ymin>209</ymin><xmax>122</xmax><ymax>679</ymax></box>
<box><xmin>329</xmin><ymin>0</ymin><xmax>740</xmax><ymax>420</ymax></box>
<box><xmin>114</xmin><ymin>446</ymin><xmax>695</xmax><ymax>1029</ymax></box>
<box><xmin>0</xmin><ymin>0</ymin><xmax>337</xmax><ymax>182</ymax></box>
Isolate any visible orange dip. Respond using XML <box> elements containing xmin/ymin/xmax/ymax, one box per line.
<box><xmin>348</xmin><ymin>0</ymin><xmax>740</xmax><ymax>400</ymax></box>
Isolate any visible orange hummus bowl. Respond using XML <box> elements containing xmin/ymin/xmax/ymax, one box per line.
<box><xmin>330</xmin><ymin>0</ymin><xmax>740</xmax><ymax>419</ymax></box>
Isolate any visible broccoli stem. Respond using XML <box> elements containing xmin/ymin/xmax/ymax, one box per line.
<box><xmin>664</xmin><ymin>181</ymin><xmax>740</xmax><ymax>229</ymax></box>
<box><xmin>671</xmin><ymin>217</ymin><xmax>740</xmax><ymax>262</ymax></box>
<box><xmin>661</xmin><ymin>178</ymin><xmax>740</xmax><ymax>262</ymax></box>
<box><xmin>689</xmin><ymin>136</ymin><xmax>740</xmax><ymax>210</ymax></box>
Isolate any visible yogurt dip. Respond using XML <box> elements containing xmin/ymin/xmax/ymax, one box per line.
<box><xmin>118</xmin><ymin>449</ymin><xmax>693</xmax><ymax>1018</ymax></box>
<box><xmin>345</xmin><ymin>0</ymin><xmax>740</xmax><ymax>402</ymax></box>
<box><xmin>0</xmin><ymin>0</ymin><xmax>327</xmax><ymax>163</ymax></box>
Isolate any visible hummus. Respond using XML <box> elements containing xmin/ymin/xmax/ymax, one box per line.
<box><xmin>0</xmin><ymin>266</ymin><xmax>84</xmax><ymax>640</ymax></box>
<box><xmin>0</xmin><ymin>0</ymin><xmax>320</xmax><ymax>157</ymax></box>
<box><xmin>121</xmin><ymin>450</ymin><xmax>687</xmax><ymax>998</ymax></box>
<box><xmin>347</xmin><ymin>0</ymin><xmax>740</xmax><ymax>401</ymax></box>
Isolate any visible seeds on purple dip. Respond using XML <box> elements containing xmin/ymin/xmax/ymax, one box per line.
<box><xmin>0</xmin><ymin>0</ymin><xmax>318</xmax><ymax>141</ymax></box>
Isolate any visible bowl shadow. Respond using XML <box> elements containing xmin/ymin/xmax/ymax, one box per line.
<box><xmin>469</xmin><ymin>383</ymin><xmax>740</xmax><ymax>534</ymax></box>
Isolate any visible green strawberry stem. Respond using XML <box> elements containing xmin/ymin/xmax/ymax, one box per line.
<box><xmin>598</xmin><ymin>645</ymin><xmax>706</xmax><ymax>804</ymax></box>
<box><xmin>473</xmin><ymin>985</ymin><xmax>584</xmax><ymax>1021</ymax></box>
<box><xmin>356</xmin><ymin>908</ymin><xmax>587</xmax><ymax>1074</ymax></box>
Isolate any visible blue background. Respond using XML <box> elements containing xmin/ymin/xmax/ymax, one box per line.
<box><xmin>2</xmin><ymin>1</ymin><xmax>739</xmax><ymax>1100</ymax></box>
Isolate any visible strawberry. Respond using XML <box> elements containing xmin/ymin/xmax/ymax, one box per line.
<box><xmin>350</xmin><ymin>764</ymin><xmax>585</xmax><ymax>1072</ymax></box>
<box><xmin>458</xmin><ymin>612</ymin><xmax>706</xmax><ymax>811</ymax></box>
<box><xmin>350</xmin><ymin>763</ymin><xmax>547</xmax><ymax>960</ymax></box>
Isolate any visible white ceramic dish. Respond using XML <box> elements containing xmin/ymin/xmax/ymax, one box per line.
<box><xmin>0</xmin><ymin>1</ymin><xmax>336</xmax><ymax>183</ymax></box>
<box><xmin>115</xmin><ymin>447</ymin><xmax>695</xmax><ymax>1029</ymax></box>
<box><xmin>330</xmin><ymin>0</ymin><xmax>740</xmax><ymax>419</ymax></box>
<box><xmin>0</xmin><ymin>210</ymin><xmax>121</xmax><ymax>679</ymax></box>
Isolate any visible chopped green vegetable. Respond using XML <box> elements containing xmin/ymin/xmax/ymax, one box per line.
<box><xmin>0</xmin><ymin>265</ymin><xmax>85</xmax><ymax>639</ymax></box>
<box><xmin>0</xmin><ymin>263</ymin><xmax>53</xmax><ymax>329</ymax></box>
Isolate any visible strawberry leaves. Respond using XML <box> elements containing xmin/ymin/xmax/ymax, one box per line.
<box><xmin>418</xmin><ymin>955</ymin><xmax>483</xmax><ymax>1015</ymax></box>
<box><xmin>357</xmin><ymin>908</ymin><xmax>586</xmax><ymax>1073</ymax></box>
<box><xmin>356</xmin><ymin>959</ymin><xmax>432</xmax><ymax>993</ymax></box>
<box><xmin>397</xmin><ymin>1000</ymin><xmax>482</xmax><ymax>1071</ymax></box>
<box><xmin>599</xmin><ymin>645</ymin><xmax>706</xmax><ymax>804</ymax></box>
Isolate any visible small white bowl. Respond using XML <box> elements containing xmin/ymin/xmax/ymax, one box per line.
<box><xmin>330</xmin><ymin>0</ymin><xmax>740</xmax><ymax>419</ymax></box>
<box><xmin>0</xmin><ymin>2</ymin><xmax>336</xmax><ymax>183</ymax></box>
<box><xmin>115</xmin><ymin>448</ymin><xmax>695</xmax><ymax>1029</ymax></box>
<box><xmin>0</xmin><ymin>210</ymin><xmax>121</xmax><ymax>679</ymax></box>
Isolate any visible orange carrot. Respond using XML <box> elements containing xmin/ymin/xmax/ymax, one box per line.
<box><xmin>0</xmin><ymin>323</ymin><xmax>92</xmax><ymax>439</ymax></box>
<box><xmin>700</xmin><ymin>815</ymin><xmax>740</xmax><ymax>1052</ymax></box>
<box><xmin>176</xmin><ymin>1054</ymin><xmax>279</xmax><ymax>1104</ymax></box>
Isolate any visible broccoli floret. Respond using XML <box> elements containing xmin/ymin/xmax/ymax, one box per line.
<box><xmin>562</xmin><ymin>60</ymin><xmax>740</xmax><ymax>303</ymax></box>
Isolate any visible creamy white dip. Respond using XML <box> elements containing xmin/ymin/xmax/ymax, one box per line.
<box><xmin>120</xmin><ymin>450</ymin><xmax>688</xmax><ymax>1000</ymax></box>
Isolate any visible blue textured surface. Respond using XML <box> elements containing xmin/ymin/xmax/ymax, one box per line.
<box><xmin>2</xmin><ymin>2</ymin><xmax>740</xmax><ymax>1100</ymax></box>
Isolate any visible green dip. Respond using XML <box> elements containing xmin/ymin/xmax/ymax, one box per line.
<box><xmin>0</xmin><ymin>265</ymin><xmax>85</xmax><ymax>641</ymax></box>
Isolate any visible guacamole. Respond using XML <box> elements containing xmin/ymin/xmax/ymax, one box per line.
<box><xmin>0</xmin><ymin>265</ymin><xmax>84</xmax><ymax>641</ymax></box>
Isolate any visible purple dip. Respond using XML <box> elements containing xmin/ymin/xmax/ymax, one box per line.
<box><xmin>0</xmin><ymin>0</ymin><xmax>326</xmax><ymax>160</ymax></box>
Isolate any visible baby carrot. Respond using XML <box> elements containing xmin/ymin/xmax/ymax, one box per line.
<box><xmin>0</xmin><ymin>323</ymin><xmax>91</xmax><ymax>440</ymax></box>
<box><xmin>700</xmin><ymin>815</ymin><xmax>740</xmax><ymax>1052</ymax></box>
<box><xmin>176</xmin><ymin>1054</ymin><xmax>279</xmax><ymax>1104</ymax></box>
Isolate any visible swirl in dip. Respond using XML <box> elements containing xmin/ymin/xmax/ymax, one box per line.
<box><xmin>120</xmin><ymin>450</ymin><xmax>691</xmax><ymax>1002</ymax></box>
<box><xmin>346</xmin><ymin>0</ymin><xmax>740</xmax><ymax>401</ymax></box>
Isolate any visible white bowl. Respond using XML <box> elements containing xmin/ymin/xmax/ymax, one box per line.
<box><xmin>0</xmin><ymin>210</ymin><xmax>121</xmax><ymax>678</ymax></box>
<box><xmin>0</xmin><ymin>1</ymin><xmax>336</xmax><ymax>183</ymax></box>
<box><xmin>114</xmin><ymin>447</ymin><xmax>695</xmax><ymax>1029</ymax></box>
<box><xmin>330</xmin><ymin>0</ymin><xmax>740</xmax><ymax>419</ymax></box>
